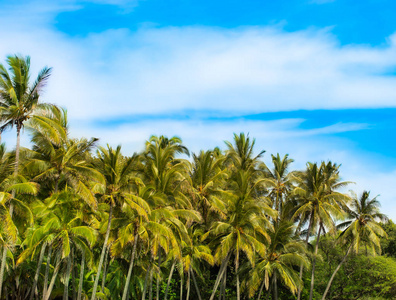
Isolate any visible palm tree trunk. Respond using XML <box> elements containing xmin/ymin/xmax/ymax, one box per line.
<box><xmin>30</xmin><ymin>242</ymin><xmax>47</xmax><ymax>300</ymax></box>
<box><xmin>164</xmin><ymin>259</ymin><xmax>176</xmax><ymax>300</ymax></box>
<box><xmin>309</xmin><ymin>224</ymin><xmax>323</xmax><ymax>300</ymax></box>
<box><xmin>297</xmin><ymin>212</ymin><xmax>313</xmax><ymax>300</ymax></box>
<box><xmin>91</xmin><ymin>204</ymin><xmax>113</xmax><ymax>300</ymax></box>
<box><xmin>77</xmin><ymin>250</ymin><xmax>85</xmax><ymax>300</ymax></box>
<box><xmin>44</xmin><ymin>254</ymin><xmax>62</xmax><ymax>300</ymax></box>
<box><xmin>63</xmin><ymin>254</ymin><xmax>72</xmax><ymax>300</ymax></box>
<box><xmin>191</xmin><ymin>269</ymin><xmax>202</xmax><ymax>300</ymax></box>
<box><xmin>149</xmin><ymin>266</ymin><xmax>153</xmax><ymax>300</ymax></box>
<box><xmin>186</xmin><ymin>267</ymin><xmax>191</xmax><ymax>300</ymax></box>
<box><xmin>156</xmin><ymin>250</ymin><xmax>162</xmax><ymax>300</ymax></box>
<box><xmin>220</xmin><ymin>267</ymin><xmax>227</xmax><ymax>300</ymax></box>
<box><xmin>43</xmin><ymin>245</ymin><xmax>52</xmax><ymax>297</ymax></box>
<box><xmin>273</xmin><ymin>273</ymin><xmax>278</xmax><ymax>300</ymax></box>
<box><xmin>209</xmin><ymin>253</ymin><xmax>231</xmax><ymax>300</ymax></box>
<box><xmin>14</xmin><ymin>124</ymin><xmax>22</xmax><ymax>175</ymax></box>
<box><xmin>266</xmin><ymin>277</ymin><xmax>273</xmax><ymax>300</ymax></box>
<box><xmin>142</xmin><ymin>265</ymin><xmax>151</xmax><ymax>300</ymax></box>
<box><xmin>101</xmin><ymin>246</ymin><xmax>109</xmax><ymax>292</ymax></box>
<box><xmin>0</xmin><ymin>243</ymin><xmax>9</xmax><ymax>298</ymax></box>
<box><xmin>122</xmin><ymin>234</ymin><xmax>139</xmax><ymax>300</ymax></box>
<box><xmin>257</xmin><ymin>279</ymin><xmax>265</xmax><ymax>300</ymax></box>
<box><xmin>321</xmin><ymin>245</ymin><xmax>352</xmax><ymax>300</ymax></box>
<box><xmin>72</xmin><ymin>250</ymin><xmax>77</xmax><ymax>300</ymax></box>
<box><xmin>236</xmin><ymin>253</ymin><xmax>240</xmax><ymax>300</ymax></box>
<box><xmin>179</xmin><ymin>273</ymin><xmax>183</xmax><ymax>300</ymax></box>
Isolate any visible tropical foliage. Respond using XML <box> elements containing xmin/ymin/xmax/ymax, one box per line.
<box><xmin>0</xmin><ymin>55</ymin><xmax>391</xmax><ymax>300</ymax></box>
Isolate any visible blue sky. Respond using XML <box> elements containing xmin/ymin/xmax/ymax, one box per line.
<box><xmin>1</xmin><ymin>0</ymin><xmax>396</xmax><ymax>218</ymax></box>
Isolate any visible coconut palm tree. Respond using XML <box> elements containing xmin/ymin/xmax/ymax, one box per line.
<box><xmin>207</xmin><ymin>168</ymin><xmax>275</xmax><ymax>300</ymax></box>
<box><xmin>189</xmin><ymin>150</ymin><xmax>227</xmax><ymax>227</ymax></box>
<box><xmin>23</xmin><ymin>106</ymin><xmax>102</xmax><ymax>204</ymax></box>
<box><xmin>0</xmin><ymin>55</ymin><xmax>53</xmax><ymax>296</ymax></box>
<box><xmin>224</xmin><ymin>133</ymin><xmax>265</xmax><ymax>172</ymax></box>
<box><xmin>249</xmin><ymin>219</ymin><xmax>308</xmax><ymax>300</ymax></box>
<box><xmin>180</xmin><ymin>226</ymin><xmax>214</xmax><ymax>300</ymax></box>
<box><xmin>0</xmin><ymin>174</ymin><xmax>37</xmax><ymax>295</ymax></box>
<box><xmin>293</xmin><ymin>162</ymin><xmax>350</xmax><ymax>300</ymax></box>
<box><xmin>263</xmin><ymin>153</ymin><xmax>295</xmax><ymax>219</ymax></box>
<box><xmin>0</xmin><ymin>55</ymin><xmax>52</xmax><ymax>175</ymax></box>
<box><xmin>321</xmin><ymin>191</ymin><xmax>388</xmax><ymax>300</ymax></box>
<box><xmin>90</xmin><ymin>145</ymin><xmax>140</xmax><ymax>300</ymax></box>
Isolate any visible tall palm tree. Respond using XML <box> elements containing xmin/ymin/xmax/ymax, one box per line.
<box><xmin>207</xmin><ymin>169</ymin><xmax>275</xmax><ymax>300</ymax></box>
<box><xmin>293</xmin><ymin>162</ymin><xmax>350</xmax><ymax>300</ymax></box>
<box><xmin>321</xmin><ymin>191</ymin><xmax>387</xmax><ymax>300</ymax></box>
<box><xmin>0</xmin><ymin>55</ymin><xmax>52</xmax><ymax>296</ymax></box>
<box><xmin>0</xmin><ymin>55</ymin><xmax>52</xmax><ymax>175</ymax></box>
<box><xmin>90</xmin><ymin>145</ymin><xmax>140</xmax><ymax>300</ymax></box>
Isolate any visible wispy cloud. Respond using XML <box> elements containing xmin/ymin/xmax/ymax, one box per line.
<box><xmin>1</xmin><ymin>3</ymin><xmax>396</xmax><ymax>120</ymax></box>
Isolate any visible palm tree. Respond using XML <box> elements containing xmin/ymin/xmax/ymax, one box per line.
<box><xmin>0</xmin><ymin>55</ymin><xmax>52</xmax><ymax>175</ymax></box>
<box><xmin>321</xmin><ymin>191</ymin><xmax>387</xmax><ymax>300</ymax></box>
<box><xmin>249</xmin><ymin>219</ymin><xmax>308</xmax><ymax>300</ymax></box>
<box><xmin>0</xmin><ymin>55</ymin><xmax>52</xmax><ymax>296</ymax></box>
<box><xmin>109</xmin><ymin>183</ymin><xmax>151</xmax><ymax>300</ymax></box>
<box><xmin>90</xmin><ymin>145</ymin><xmax>140</xmax><ymax>299</ymax></box>
<box><xmin>224</xmin><ymin>133</ymin><xmax>265</xmax><ymax>172</ymax></box>
<box><xmin>0</xmin><ymin>173</ymin><xmax>37</xmax><ymax>296</ymax></box>
<box><xmin>181</xmin><ymin>226</ymin><xmax>214</xmax><ymax>300</ymax></box>
<box><xmin>189</xmin><ymin>150</ymin><xmax>227</xmax><ymax>227</ymax></box>
<box><xmin>23</xmin><ymin>106</ymin><xmax>101</xmax><ymax>205</ymax></box>
<box><xmin>207</xmin><ymin>169</ymin><xmax>275</xmax><ymax>300</ymax></box>
<box><xmin>263</xmin><ymin>153</ymin><xmax>295</xmax><ymax>219</ymax></box>
<box><xmin>293</xmin><ymin>162</ymin><xmax>350</xmax><ymax>300</ymax></box>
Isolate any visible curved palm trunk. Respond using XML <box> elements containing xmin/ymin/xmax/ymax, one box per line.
<box><xmin>257</xmin><ymin>279</ymin><xmax>265</xmax><ymax>300</ymax></box>
<box><xmin>101</xmin><ymin>246</ymin><xmax>109</xmax><ymax>292</ymax></box>
<box><xmin>30</xmin><ymin>242</ymin><xmax>47</xmax><ymax>300</ymax></box>
<box><xmin>209</xmin><ymin>253</ymin><xmax>231</xmax><ymax>300</ymax></box>
<box><xmin>309</xmin><ymin>224</ymin><xmax>323</xmax><ymax>300</ymax></box>
<box><xmin>297</xmin><ymin>212</ymin><xmax>314</xmax><ymax>300</ymax></box>
<box><xmin>0</xmin><ymin>125</ymin><xmax>21</xmax><ymax>298</ymax></box>
<box><xmin>63</xmin><ymin>254</ymin><xmax>72</xmax><ymax>300</ymax></box>
<box><xmin>164</xmin><ymin>259</ymin><xmax>176</xmax><ymax>300</ymax></box>
<box><xmin>221</xmin><ymin>267</ymin><xmax>227</xmax><ymax>300</ymax></box>
<box><xmin>43</xmin><ymin>245</ymin><xmax>52</xmax><ymax>297</ymax></box>
<box><xmin>44</xmin><ymin>255</ymin><xmax>62</xmax><ymax>300</ymax></box>
<box><xmin>321</xmin><ymin>245</ymin><xmax>352</xmax><ymax>300</ymax></box>
<box><xmin>77</xmin><ymin>250</ymin><xmax>85</xmax><ymax>300</ymax></box>
<box><xmin>191</xmin><ymin>269</ymin><xmax>202</xmax><ymax>300</ymax></box>
<box><xmin>121</xmin><ymin>234</ymin><xmax>139</xmax><ymax>300</ymax></box>
<box><xmin>91</xmin><ymin>204</ymin><xmax>113</xmax><ymax>300</ymax></box>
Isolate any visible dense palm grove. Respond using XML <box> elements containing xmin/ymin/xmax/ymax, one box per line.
<box><xmin>0</xmin><ymin>55</ymin><xmax>392</xmax><ymax>300</ymax></box>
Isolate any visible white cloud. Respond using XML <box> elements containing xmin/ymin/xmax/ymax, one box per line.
<box><xmin>1</xmin><ymin>7</ymin><xmax>396</xmax><ymax>120</ymax></box>
<box><xmin>0</xmin><ymin>2</ymin><xmax>396</xmax><ymax>221</ymax></box>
